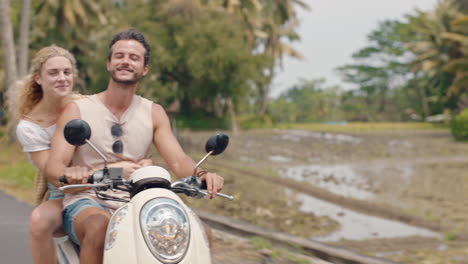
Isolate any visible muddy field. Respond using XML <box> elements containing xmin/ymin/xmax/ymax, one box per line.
<box><xmin>169</xmin><ymin>128</ymin><xmax>468</xmax><ymax>264</ymax></box>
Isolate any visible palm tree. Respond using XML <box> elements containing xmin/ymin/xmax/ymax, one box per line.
<box><xmin>255</xmin><ymin>0</ymin><xmax>308</xmax><ymax>115</ymax></box>
<box><xmin>442</xmin><ymin>14</ymin><xmax>468</xmax><ymax>97</ymax></box>
<box><xmin>31</xmin><ymin>0</ymin><xmax>112</xmax><ymax>92</ymax></box>
<box><xmin>406</xmin><ymin>0</ymin><xmax>461</xmax><ymax>117</ymax></box>
<box><xmin>33</xmin><ymin>0</ymin><xmax>109</xmax><ymax>40</ymax></box>
<box><xmin>204</xmin><ymin>0</ymin><xmax>309</xmax><ymax>115</ymax></box>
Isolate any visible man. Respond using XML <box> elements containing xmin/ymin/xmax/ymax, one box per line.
<box><xmin>45</xmin><ymin>29</ymin><xmax>224</xmax><ymax>263</ymax></box>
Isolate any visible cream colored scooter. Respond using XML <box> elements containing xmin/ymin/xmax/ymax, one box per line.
<box><xmin>57</xmin><ymin>119</ymin><xmax>233</xmax><ymax>264</ymax></box>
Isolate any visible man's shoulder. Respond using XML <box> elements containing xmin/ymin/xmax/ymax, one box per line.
<box><xmin>135</xmin><ymin>94</ymin><xmax>154</xmax><ymax>105</ymax></box>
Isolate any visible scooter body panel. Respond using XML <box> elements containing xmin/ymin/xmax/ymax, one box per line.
<box><xmin>103</xmin><ymin>187</ymin><xmax>211</xmax><ymax>264</ymax></box>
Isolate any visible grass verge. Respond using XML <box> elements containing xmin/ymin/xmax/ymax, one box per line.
<box><xmin>0</xmin><ymin>128</ymin><xmax>36</xmax><ymax>204</ymax></box>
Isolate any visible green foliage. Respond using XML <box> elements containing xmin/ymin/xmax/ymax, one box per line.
<box><xmin>332</xmin><ymin>1</ymin><xmax>468</xmax><ymax>121</ymax></box>
<box><xmin>269</xmin><ymin>79</ymin><xmax>343</xmax><ymax>123</ymax></box>
<box><xmin>238</xmin><ymin>114</ymin><xmax>274</xmax><ymax>129</ymax></box>
<box><xmin>444</xmin><ymin>231</ymin><xmax>457</xmax><ymax>241</ymax></box>
<box><xmin>148</xmin><ymin>2</ymin><xmax>268</xmax><ymax>115</ymax></box>
<box><xmin>174</xmin><ymin>111</ymin><xmax>229</xmax><ymax>130</ymax></box>
<box><xmin>443</xmin><ymin>226</ymin><xmax>462</xmax><ymax>241</ymax></box>
<box><xmin>335</xmin><ymin>20</ymin><xmax>417</xmax><ymax>121</ymax></box>
<box><xmin>450</xmin><ymin>108</ymin><xmax>468</xmax><ymax>141</ymax></box>
<box><xmin>249</xmin><ymin>236</ymin><xmax>274</xmax><ymax>251</ymax></box>
<box><xmin>0</xmin><ymin>160</ymin><xmax>36</xmax><ymax>188</ymax></box>
<box><xmin>0</xmin><ymin>140</ymin><xmax>36</xmax><ymax>188</ymax></box>
<box><xmin>248</xmin><ymin>236</ymin><xmax>312</xmax><ymax>264</ymax></box>
<box><xmin>17</xmin><ymin>0</ymin><xmax>304</xmax><ymax>128</ymax></box>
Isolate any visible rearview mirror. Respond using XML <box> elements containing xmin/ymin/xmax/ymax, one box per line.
<box><xmin>64</xmin><ymin>119</ymin><xmax>91</xmax><ymax>146</ymax></box>
<box><xmin>205</xmin><ymin>133</ymin><xmax>229</xmax><ymax>156</ymax></box>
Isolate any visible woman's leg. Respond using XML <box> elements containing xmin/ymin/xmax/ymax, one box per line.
<box><xmin>29</xmin><ymin>199</ymin><xmax>63</xmax><ymax>264</ymax></box>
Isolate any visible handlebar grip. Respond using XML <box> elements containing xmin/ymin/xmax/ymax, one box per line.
<box><xmin>59</xmin><ymin>175</ymin><xmax>94</xmax><ymax>184</ymax></box>
<box><xmin>200</xmin><ymin>180</ymin><xmax>207</xmax><ymax>190</ymax></box>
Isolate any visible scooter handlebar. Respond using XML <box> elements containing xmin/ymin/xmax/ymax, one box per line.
<box><xmin>59</xmin><ymin>175</ymin><xmax>94</xmax><ymax>184</ymax></box>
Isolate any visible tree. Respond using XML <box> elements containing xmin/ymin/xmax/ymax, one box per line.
<box><xmin>442</xmin><ymin>13</ymin><xmax>468</xmax><ymax>98</ymax></box>
<box><xmin>405</xmin><ymin>0</ymin><xmax>462</xmax><ymax>116</ymax></box>
<box><xmin>30</xmin><ymin>0</ymin><xmax>111</xmax><ymax>92</ymax></box>
<box><xmin>18</xmin><ymin>0</ymin><xmax>31</xmax><ymax>77</ymax></box>
<box><xmin>0</xmin><ymin>0</ymin><xmax>18</xmax><ymax>139</ymax></box>
<box><xmin>336</xmin><ymin>20</ymin><xmax>414</xmax><ymax>120</ymax></box>
<box><xmin>269</xmin><ymin>79</ymin><xmax>342</xmax><ymax>123</ymax></box>
<box><xmin>113</xmin><ymin>0</ymin><xmax>269</xmax><ymax>130</ymax></box>
<box><xmin>201</xmin><ymin>0</ymin><xmax>309</xmax><ymax>116</ymax></box>
<box><xmin>0</xmin><ymin>0</ymin><xmax>18</xmax><ymax>115</ymax></box>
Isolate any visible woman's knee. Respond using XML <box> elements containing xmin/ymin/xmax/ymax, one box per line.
<box><xmin>29</xmin><ymin>203</ymin><xmax>62</xmax><ymax>238</ymax></box>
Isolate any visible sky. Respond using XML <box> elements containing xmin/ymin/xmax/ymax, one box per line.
<box><xmin>271</xmin><ymin>0</ymin><xmax>440</xmax><ymax>97</ymax></box>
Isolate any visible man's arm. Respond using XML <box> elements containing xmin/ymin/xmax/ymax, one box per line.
<box><xmin>152</xmin><ymin>104</ymin><xmax>224</xmax><ymax>198</ymax></box>
<box><xmin>45</xmin><ymin>102</ymin><xmax>86</xmax><ymax>188</ymax></box>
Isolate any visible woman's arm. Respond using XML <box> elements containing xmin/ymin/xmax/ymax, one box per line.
<box><xmin>29</xmin><ymin>150</ymin><xmax>50</xmax><ymax>173</ymax></box>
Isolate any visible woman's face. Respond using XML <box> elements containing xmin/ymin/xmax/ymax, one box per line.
<box><xmin>35</xmin><ymin>56</ymin><xmax>74</xmax><ymax>98</ymax></box>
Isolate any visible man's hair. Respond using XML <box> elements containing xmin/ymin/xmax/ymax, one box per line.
<box><xmin>108</xmin><ymin>29</ymin><xmax>151</xmax><ymax>65</ymax></box>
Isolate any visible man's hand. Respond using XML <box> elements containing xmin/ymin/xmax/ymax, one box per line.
<box><xmin>108</xmin><ymin>159</ymin><xmax>152</xmax><ymax>179</ymax></box>
<box><xmin>200</xmin><ymin>172</ymin><xmax>224</xmax><ymax>199</ymax></box>
<box><xmin>108</xmin><ymin>161</ymin><xmax>141</xmax><ymax>179</ymax></box>
<box><xmin>137</xmin><ymin>158</ymin><xmax>153</xmax><ymax>167</ymax></box>
<box><xmin>64</xmin><ymin>166</ymin><xmax>89</xmax><ymax>184</ymax></box>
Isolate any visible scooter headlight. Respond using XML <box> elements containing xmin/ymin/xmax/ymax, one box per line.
<box><xmin>140</xmin><ymin>198</ymin><xmax>190</xmax><ymax>263</ymax></box>
<box><xmin>105</xmin><ymin>204</ymin><xmax>128</xmax><ymax>251</ymax></box>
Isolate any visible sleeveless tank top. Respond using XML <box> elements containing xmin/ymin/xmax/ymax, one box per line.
<box><xmin>63</xmin><ymin>94</ymin><xmax>153</xmax><ymax>210</ymax></box>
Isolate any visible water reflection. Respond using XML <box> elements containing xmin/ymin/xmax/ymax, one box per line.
<box><xmin>286</xmin><ymin>190</ymin><xmax>440</xmax><ymax>242</ymax></box>
<box><xmin>278</xmin><ymin>130</ymin><xmax>363</xmax><ymax>144</ymax></box>
<box><xmin>281</xmin><ymin>164</ymin><xmax>374</xmax><ymax>200</ymax></box>
<box><xmin>280</xmin><ymin>163</ymin><xmax>414</xmax><ymax>200</ymax></box>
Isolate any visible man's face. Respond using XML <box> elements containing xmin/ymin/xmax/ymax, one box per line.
<box><xmin>107</xmin><ymin>40</ymin><xmax>149</xmax><ymax>85</ymax></box>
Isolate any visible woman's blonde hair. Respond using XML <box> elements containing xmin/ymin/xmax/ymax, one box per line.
<box><xmin>10</xmin><ymin>45</ymin><xmax>77</xmax><ymax>121</ymax></box>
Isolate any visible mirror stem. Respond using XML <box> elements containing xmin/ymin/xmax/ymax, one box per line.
<box><xmin>86</xmin><ymin>139</ymin><xmax>108</xmax><ymax>168</ymax></box>
<box><xmin>192</xmin><ymin>150</ymin><xmax>213</xmax><ymax>176</ymax></box>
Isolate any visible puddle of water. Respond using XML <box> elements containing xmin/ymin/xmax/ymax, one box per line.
<box><xmin>280</xmin><ymin>163</ymin><xmax>415</xmax><ymax>200</ymax></box>
<box><xmin>287</xmin><ymin>190</ymin><xmax>440</xmax><ymax>242</ymax></box>
<box><xmin>269</xmin><ymin>155</ymin><xmax>291</xmax><ymax>163</ymax></box>
<box><xmin>280</xmin><ymin>164</ymin><xmax>374</xmax><ymax>200</ymax></box>
<box><xmin>388</xmin><ymin>139</ymin><xmax>413</xmax><ymax>148</ymax></box>
<box><xmin>240</xmin><ymin>156</ymin><xmax>255</xmax><ymax>162</ymax></box>
<box><xmin>278</xmin><ymin>130</ymin><xmax>362</xmax><ymax>144</ymax></box>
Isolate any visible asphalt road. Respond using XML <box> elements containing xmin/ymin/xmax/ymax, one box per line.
<box><xmin>0</xmin><ymin>190</ymin><xmax>32</xmax><ymax>263</ymax></box>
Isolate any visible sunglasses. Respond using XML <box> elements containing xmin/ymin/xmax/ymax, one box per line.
<box><xmin>111</xmin><ymin>123</ymin><xmax>123</xmax><ymax>153</ymax></box>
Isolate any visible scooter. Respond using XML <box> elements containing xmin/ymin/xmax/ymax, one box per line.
<box><xmin>55</xmin><ymin>119</ymin><xmax>233</xmax><ymax>263</ymax></box>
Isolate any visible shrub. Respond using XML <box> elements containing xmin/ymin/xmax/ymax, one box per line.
<box><xmin>450</xmin><ymin>109</ymin><xmax>468</xmax><ymax>141</ymax></box>
<box><xmin>239</xmin><ymin>114</ymin><xmax>274</xmax><ymax>129</ymax></box>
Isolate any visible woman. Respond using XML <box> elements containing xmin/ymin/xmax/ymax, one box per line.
<box><xmin>13</xmin><ymin>45</ymin><xmax>151</xmax><ymax>264</ymax></box>
<box><xmin>13</xmin><ymin>45</ymin><xmax>78</xmax><ymax>264</ymax></box>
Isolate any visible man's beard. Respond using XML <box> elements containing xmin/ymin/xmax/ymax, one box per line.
<box><xmin>110</xmin><ymin>69</ymin><xmax>143</xmax><ymax>85</ymax></box>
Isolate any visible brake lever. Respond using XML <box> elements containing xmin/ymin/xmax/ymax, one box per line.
<box><xmin>59</xmin><ymin>183</ymin><xmax>110</xmax><ymax>191</ymax></box>
<box><xmin>198</xmin><ymin>190</ymin><xmax>234</xmax><ymax>200</ymax></box>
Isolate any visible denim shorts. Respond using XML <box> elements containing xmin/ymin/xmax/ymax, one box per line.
<box><xmin>48</xmin><ymin>183</ymin><xmax>64</xmax><ymax>200</ymax></box>
<box><xmin>63</xmin><ymin>199</ymin><xmax>106</xmax><ymax>245</ymax></box>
